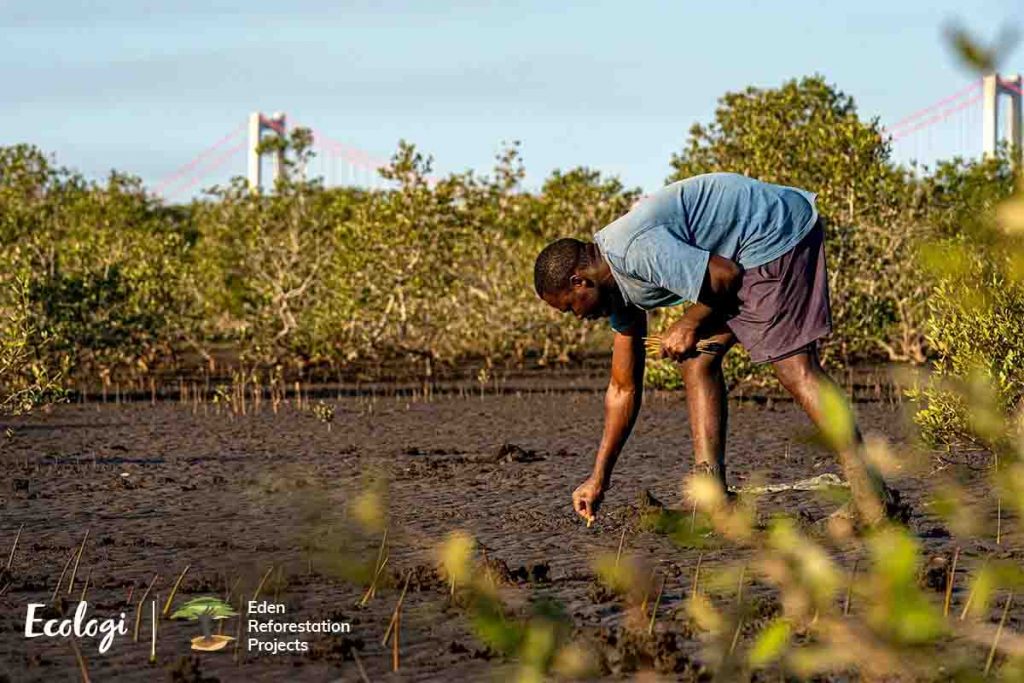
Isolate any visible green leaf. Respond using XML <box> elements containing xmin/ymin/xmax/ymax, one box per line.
<box><xmin>748</xmin><ymin>618</ymin><xmax>791</xmax><ymax>668</ymax></box>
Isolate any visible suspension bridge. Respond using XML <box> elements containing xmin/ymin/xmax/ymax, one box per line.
<box><xmin>151</xmin><ymin>73</ymin><xmax>1024</xmax><ymax>203</ymax></box>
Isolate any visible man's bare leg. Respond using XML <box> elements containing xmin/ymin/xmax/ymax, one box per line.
<box><xmin>679</xmin><ymin>328</ymin><xmax>737</xmax><ymax>494</ymax></box>
<box><xmin>772</xmin><ymin>344</ymin><xmax>893</xmax><ymax>523</ymax></box>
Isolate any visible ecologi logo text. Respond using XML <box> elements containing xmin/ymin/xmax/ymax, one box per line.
<box><xmin>170</xmin><ymin>597</ymin><xmax>238</xmax><ymax>652</ymax></box>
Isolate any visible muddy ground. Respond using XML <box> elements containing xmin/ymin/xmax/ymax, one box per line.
<box><xmin>0</xmin><ymin>374</ymin><xmax>1017</xmax><ymax>682</ymax></box>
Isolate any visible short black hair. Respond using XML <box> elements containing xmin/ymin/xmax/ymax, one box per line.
<box><xmin>534</xmin><ymin>238</ymin><xmax>589</xmax><ymax>296</ymax></box>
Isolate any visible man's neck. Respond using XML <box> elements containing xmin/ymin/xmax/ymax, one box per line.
<box><xmin>585</xmin><ymin>243</ymin><xmax>616</xmax><ymax>288</ymax></box>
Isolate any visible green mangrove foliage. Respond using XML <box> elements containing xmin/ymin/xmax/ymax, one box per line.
<box><xmin>0</xmin><ymin>74</ymin><xmax>1017</xmax><ymax>431</ymax></box>
<box><xmin>649</xmin><ymin>75</ymin><xmax>936</xmax><ymax>388</ymax></box>
<box><xmin>910</xmin><ymin>153</ymin><xmax>1023</xmax><ymax>445</ymax></box>
<box><xmin>0</xmin><ymin>144</ymin><xmax>197</xmax><ymax>410</ymax></box>
<box><xmin>187</xmin><ymin>133</ymin><xmax>635</xmax><ymax>370</ymax></box>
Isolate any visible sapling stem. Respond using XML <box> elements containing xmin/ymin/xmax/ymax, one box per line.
<box><xmin>996</xmin><ymin>497</ymin><xmax>1002</xmax><ymax>545</ymax></box>
<box><xmin>6</xmin><ymin>523</ymin><xmax>23</xmax><ymax>571</ymax></box>
<box><xmin>67</xmin><ymin>529</ymin><xmax>90</xmax><ymax>595</ymax></box>
<box><xmin>643</xmin><ymin>337</ymin><xmax>723</xmax><ymax>357</ymax></box>
<box><xmin>615</xmin><ymin>527</ymin><xmax>627</xmax><ymax>568</ymax></box>
<box><xmin>134</xmin><ymin>574</ymin><xmax>159</xmax><ymax>642</ymax></box>
<box><xmin>960</xmin><ymin>577</ymin><xmax>979</xmax><ymax>621</ymax></box>
<box><xmin>392</xmin><ymin>608</ymin><xmax>401</xmax><ymax>671</ymax></box>
<box><xmin>648</xmin><ymin>575</ymin><xmax>666</xmax><ymax>636</ymax></box>
<box><xmin>382</xmin><ymin>572</ymin><xmax>412</xmax><ymax>647</ymax></box>
<box><xmin>353</xmin><ymin>650</ymin><xmax>370</xmax><ymax>683</ymax></box>
<box><xmin>68</xmin><ymin>634</ymin><xmax>91</xmax><ymax>683</ymax></box>
<box><xmin>367</xmin><ymin>528</ymin><xmax>389</xmax><ymax>601</ymax></box>
<box><xmin>79</xmin><ymin>568</ymin><xmax>91</xmax><ymax>603</ymax></box>
<box><xmin>273</xmin><ymin>565</ymin><xmax>284</xmax><ymax>604</ymax></box>
<box><xmin>162</xmin><ymin>564</ymin><xmax>190</xmax><ymax>617</ymax></box>
<box><xmin>53</xmin><ymin>550</ymin><xmax>76</xmax><ymax>604</ymax></box>
<box><xmin>844</xmin><ymin>559</ymin><xmax>859</xmax><ymax>616</ymax></box>
<box><xmin>995</xmin><ymin>453</ymin><xmax>1001</xmax><ymax>545</ymax></box>
<box><xmin>984</xmin><ymin>591</ymin><xmax>1013</xmax><ymax>676</ymax></box>
<box><xmin>944</xmin><ymin>547</ymin><xmax>960</xmax><ymax>617</ymax></box>
<box><xmin>234</xmin><ymin>597</ymin><xmax>244</xmax><ymax>664</ymax></box>
<box><xmin>150</xmin><ymin>598</ymin><xmax>158</xmax><ymax>664</ymax></box>
<box><xmin>251</xmin><ymin>565</ymin><xmax>274</xmax><ymax>603</ymax></box>
<box><xmin>225</xmin><ymin>576</ymin><xmax>241</xmax><ymax>603</ymax></box>
<box><xmin>359</xmin><ymin>556</ymin><xmax>389</xmax><ymax>607</ymax></box>
<box><xmin>728</xmin><ymin>617</ymin><xmax>743</xmax><ymax>655</ymax></box>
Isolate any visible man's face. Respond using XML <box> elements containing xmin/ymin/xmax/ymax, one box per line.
<box><xmin>542</xmin><ymin>275</ymin><xmax>611</xmax><ymax>321</ymax></box>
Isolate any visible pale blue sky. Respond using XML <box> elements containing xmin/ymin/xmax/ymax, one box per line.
<box><xmin>2</xmin><ymin>1</ymin><xmax>1020</xmax><ymax>198</ymax></box>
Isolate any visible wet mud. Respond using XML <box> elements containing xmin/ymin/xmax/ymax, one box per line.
<box><xmin>0</xmin><ymin>381</ymin><xmax>1013</xmax><ymax>681</ymax></box>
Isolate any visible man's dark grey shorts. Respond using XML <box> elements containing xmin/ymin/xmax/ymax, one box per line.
<box><xmin>725</xmin><ymin>219</ymin><xmax>832</xmax><ymax>364</ymax></box>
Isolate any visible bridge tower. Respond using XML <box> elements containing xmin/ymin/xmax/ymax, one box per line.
<box><xmin>247</xmin><ymin>112</ymin><xmax>287</xmax><ymax>191</ymax></box>
<box><xmin>982</xmin><ymin>74</ymin><xmax>1022</xmax><ymax>162</ymax></box>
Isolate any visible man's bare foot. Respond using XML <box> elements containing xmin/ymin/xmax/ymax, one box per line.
<box><xmin>696</xmin><ymin>461</ymin><xmax>737</xmax><ymax>502</ymax></box>
<box><xmin>823</xmin><ymin>484</ymin><xmax>910</xmax><ymax>530</ymax></box>
<box><xmin>881</xmin><ymin>484</ymin><xmax>912</xmax><ymax>524</ymax></box>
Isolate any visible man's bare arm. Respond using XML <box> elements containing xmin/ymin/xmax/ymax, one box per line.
<box><xmin>680</xmin><ymin>254</ymin><xmax>743</xmax><ymax>329</ymax></box>
<box><xmin>572</xmin><ymin>315</ymin><xmax>646</xmax><ymax>520</ymax></box>
<box><xmin>593</xmin><ymin>318</ymin><xmax>647</xmax><ymax>485</ymax></box>
<box><xmin>661</xmin><ymin>255</ymin><xmax>743</xmax><ymax>359</ymax></box>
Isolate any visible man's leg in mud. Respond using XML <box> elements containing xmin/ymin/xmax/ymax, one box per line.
<box><xmin>771</xmin><ymin>344</ymin><xmax>893</xmax><ymax>523</ymax></box>
<box><xmin>679</xmin><ymin>327</ymin><xmax>737</xmax><ymax>494</ymax></box>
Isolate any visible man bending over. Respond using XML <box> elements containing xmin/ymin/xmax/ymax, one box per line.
<box><xmin>533</xmin><ymin>172</ymin><xmax>899</xmax><ymax>526</ymax></box>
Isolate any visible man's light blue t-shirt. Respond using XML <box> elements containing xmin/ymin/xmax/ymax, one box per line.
<box><xmin>593</xmin><ymin>173</ymin><xmax>818</xmax><ymax>332</ymax></box>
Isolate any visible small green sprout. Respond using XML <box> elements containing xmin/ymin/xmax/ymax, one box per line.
<box><xmin>313</xmin><ymin>401</ymin><xmax>335</xmax><ymax>430</ymax></box>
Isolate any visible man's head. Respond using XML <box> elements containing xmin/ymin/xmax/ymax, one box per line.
<box><xmin>533</xmin><ymin>238</ymin><xmax>617</xmax><ymax>320</ymax></box>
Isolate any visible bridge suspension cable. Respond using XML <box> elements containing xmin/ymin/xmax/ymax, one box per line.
<box><xmin>152</xmin><ymin>122</ymin><xmax>247</xmax><ymax>198</ymax></box>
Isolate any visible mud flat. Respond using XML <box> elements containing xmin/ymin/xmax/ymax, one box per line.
<box><xmin>0</xmin><ymin>381</ymin><xmax>1011</xmax><ymax>681</ymax></box>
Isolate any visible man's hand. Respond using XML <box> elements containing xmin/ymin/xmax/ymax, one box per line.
<box><xmin>572</xmin><ymin>476</ymin><xmax>606</xmax><ymax>523</ymax></box>
<box><xmin>659</xmin><ymin>319</ymin><xmax>698</xmax><ymax>361</ymax></box>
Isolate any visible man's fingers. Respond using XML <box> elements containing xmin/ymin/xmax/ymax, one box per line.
<box><xmin>574</xmin><ymin>495</ymin><xmax>594</xmax><ymax>520</ymax></box>
<box><xmin>663</xmin><ymin>345</ymin><xmax>698</xmax><ymax>362</ymax></box>
<box><xmin>661</xmin><ymin>342</ymin><xmax>688</xmax><ymax>360</ymax></box>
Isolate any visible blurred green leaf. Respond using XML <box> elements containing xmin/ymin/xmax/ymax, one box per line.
<box><xmin>865</xmin><ymin>526</ymin><xmax>945</xmax><ymax>644</ymax></box>
<box><xmin>943</xmin><ymin>23</ymin><xmax>1018</xmax><ymax>74</ymax></box>
<box><xmin>748</xmin><ymin>618</ymin><xmax>791</xmax><ymax>668</ymax></box>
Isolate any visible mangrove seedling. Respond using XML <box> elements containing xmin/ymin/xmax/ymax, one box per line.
<box><xmin>313</xmin><ymin>401</ymin><xmax>335</xmax><ymax>430</ymax></box>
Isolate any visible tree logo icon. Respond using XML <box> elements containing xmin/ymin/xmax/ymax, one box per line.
<box><xmin>170</xmin><ymin>597</ymin><xmax>238</xmax><ymax>652</ymax></box>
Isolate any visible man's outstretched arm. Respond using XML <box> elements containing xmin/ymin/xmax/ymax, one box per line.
<box><xmin>572</xmin><ymin>314</ymin><xmax>647</xmax><ymax>522</ymax></box>
<box><xmin>660</xmin><ymin>255</ymin><xmax>742</xmax><ymax>360</ymax></box>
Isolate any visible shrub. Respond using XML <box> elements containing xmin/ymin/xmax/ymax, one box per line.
<box><xmin>665</xmin><ymin>75</ymin><xmax>928</xmax><ymax>377</ymax></box>
<box><xmin>186</xmin><ymin>136</ymin><xmax>633</xmax><ymax>372</ymax></box>
<box><xmin>0</xmin><ymin>145</ymin><xmax>198</xmax><ymax>393</ymax></box>
<box><xmin>910</xmin><ymin>154</ymin><xmax>1024</xmax><ymax>444</ymax></box>
<box><xmin>1</xmin><ymin>75</ymin><xmax>1014</xmax><ymax>402</ymax></box>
